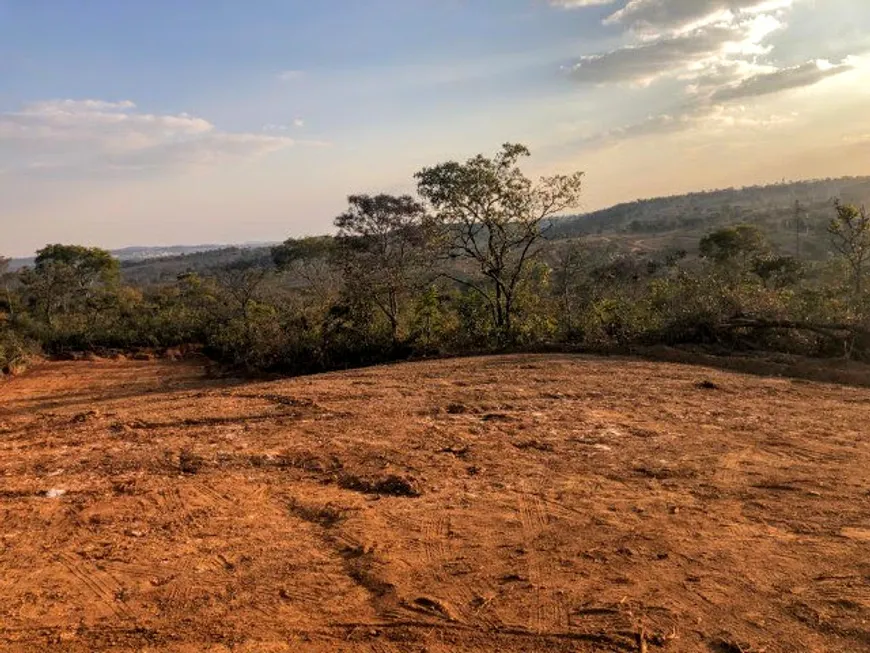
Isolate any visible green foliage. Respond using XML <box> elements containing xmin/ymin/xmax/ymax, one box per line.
<box><xmin>3</xmin><ymin>150</ymin><xmax>870</xmax><ymax>372</ymax></box>
<box><xmin>0</xmin><ymin>325</ymin><xmax>38</xmax><ymax>375</ymax></box>
<box><xmin>416</xmin><ymin>143</ymin><xmax>583</xmax><ymax>342</ymax></box>
<box><xmin>34</xmin><ymin>244</ymin><xmax>119</xmax><ymax>279</ymax></box>
<box><xmin>550</xmin><ymin>176</ymin><xmax>870</xmax><ymax>259</ymax></box>
<box><xmin>511</xmin><ymin>261</ymin><xmax>557</xmax><ymax>344</ymax></box>
<box><xmin>334</xmin><ymin>194</ymin><xmax>432</xmax><ymax>343</ymax></box>
<box><xmin>752</xmin><ymin>255</ymin><xmax>804</xmax><ymax>289</ymax></box>
<box><xmin>20</xmin><ymin>244</ymin><xmax>121</xmax><ymax>341</ymax></box>
<box><xmin>699</xmin><ymin>224</ymin><xmax>768</xmax><ymax>265</ymax></box>
<box><xmin>409</xmin><ymin>286</ymin><xmax>456</xmax><ymax>353</ymax></box>
<box><xmin>272</xmin><ymin>236</ymin><xmax>335</xmax><ymax>270</ymax></box>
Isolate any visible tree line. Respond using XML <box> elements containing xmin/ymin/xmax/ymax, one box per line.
<box><xmin>2</xmin><ymin>144</ymin><xmax>869</xmax><ymax>375</ymax></box>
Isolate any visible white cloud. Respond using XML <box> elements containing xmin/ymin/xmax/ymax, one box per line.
<box><xmin>262</xmin><ymin>118</ymin><xmax>306</xmax><ymax>132</ymax></box>
<box><xmin>278</xmin><ymin>70</ymin><xmax>305</xmax><ymax>81</ymax></box>
<box><xmin>548</xmin><ymin>0</ymin><xmax>614</xmax><ymax>6</ymax></box>
<box><xmin>605</xmin><ymin>0</ymin><xmax>795</xmax><ymax>35</ymax></box>
<box><xmin>555</xmin><ymin>0</ymin><xmax>862</xmax><ymax>148</ymax></box>
<box><xmin>568</xmin><ymin>23</ymin><xmax>757</xmax><ymax>84</ymax></box>
<box><xmin>575</xmin><ymin>101</ymin><xmax>797</xmax><ymax>151</ymax></box>
<box><xmin>0</xmin><ymin>99</ymin><xmax>300</xmax><ymax>175</ymax></box>
<box><xmin>567</xmin><ymin>10</ymin><xmax>785</xmax><ymax>85</ymax></box>
<box><xmin>580</xmin><ymin>110</ymin><xmax>702</xmax><ymax>146</ymax></box>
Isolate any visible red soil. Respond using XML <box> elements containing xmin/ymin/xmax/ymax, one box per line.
<box><xmin>0</xmin><ymin>355</ymin><xmax>868</xmax><ymax>652</ymax></box>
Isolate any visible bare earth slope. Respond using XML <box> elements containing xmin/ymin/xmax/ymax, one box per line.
<box><xmin>0</xmin><ymin>355</ymin><xmax>868</xmax><ymax>652</ymax></box>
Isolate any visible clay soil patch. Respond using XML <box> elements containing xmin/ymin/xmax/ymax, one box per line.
<box><xmin>1</xmin><ymin>355</ymin><xmax>868</xmax><ymax>652</ymax></box>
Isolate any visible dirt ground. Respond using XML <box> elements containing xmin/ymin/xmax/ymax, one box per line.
<box><xmin>0</xmin><ymin>355</ymin><xmax>868</xmax><ymax>652</ymax></box>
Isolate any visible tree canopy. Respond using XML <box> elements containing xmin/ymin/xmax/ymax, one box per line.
<box><xmin>416</xmin><ymin>143</ymin><xmax>583</xmax><ymax>340</ymax></box>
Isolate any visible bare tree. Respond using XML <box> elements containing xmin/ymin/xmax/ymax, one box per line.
<box><xmin>828</xmin><ymin>202</ymin><xmax>870</xmax><ymax>296</ymax></box>
<box><xmin>272</xmin><ymin>236</ymin><xmax>341</xmax><ymax>304</ymax></box>
<box><xmin>216</xmin><ymin>260</ymin><xmax>273</xmax><ymax>343</ymax></box>
<box><xmin>415</xmin><ymin>143</ymin><xmax>583</xmax><ymax>341</ymax></box>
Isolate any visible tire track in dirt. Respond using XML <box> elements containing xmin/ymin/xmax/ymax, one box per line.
<box><xmin>516</xmin><ymin>487</ymin><xmax>570</xmax><ymax>635</ymax></box>
<box><xmin>419</xmin><ymin>510</ymin><xmax>504</xmax><ymax>629</ymax></box>
<box><xmin>4</xmin><ymin>356</ymin><xmax>870</xmax><ymax>651</ymax></box>
<box><xmin>145</xmin><ymin>476</ymin><xmax>242</xmax><ymax>614</ymax></box>
<box><xmin>56</xmin><ymin>552</ymin><xmax>135</xmax><ymax>622</ymax></box>
<box><xmin>280</xmin><ymin>491</ymin><xmax>395</xmax><ymax>627</ymax></box>
<box><xmin>188</xmin><ymin>478</ymin><xmax>235</xmax><ymax>506</ymax></box>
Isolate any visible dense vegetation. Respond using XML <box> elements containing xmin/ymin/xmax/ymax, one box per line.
<box><xmin>2</xmin><ymin>144</ymin><xmax>869</xmax><ymax>375</ymax></box>
<box><xmin>552</xmin><ymin>176</ymin><xmax>870</xmax><ymax>260</ymax></box>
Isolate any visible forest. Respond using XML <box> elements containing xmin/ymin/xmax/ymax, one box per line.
<box><xmin>2</xmin><ymin>144</ymin><xmax>869</xmax><ymax>375</ymax></box>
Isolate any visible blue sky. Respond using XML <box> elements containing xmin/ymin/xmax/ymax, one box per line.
<box><xmin>2</xmin><ymin>0</ymin><xmax>870</xmax><ymax>255</ymax></box>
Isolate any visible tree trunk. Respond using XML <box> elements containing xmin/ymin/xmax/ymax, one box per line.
<box><xmin>494</xmin><ymin>283</ymin><xmax>504</xmax><ymax>332</ymax></box>
<box><xmin>503</xmin><ymin>293</ymin><xmax>513</xmax><ymax>344</ymax></box>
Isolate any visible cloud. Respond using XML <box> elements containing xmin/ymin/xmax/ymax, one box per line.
<box><xmin>604</xmin><ymin>0</ymin><xmax>795</xmax><ymax>34</ymax></box>
<box><xmin>262</xmin><ymin>118</ymin><xmax>306</xmax><ymax>132</ymax></box>
<box><xmin>567</xmin><ymin>10</ymin><xmax>785</xmax><ymax>85</ymax></box>
<box><xmin>578</xmin><ymin>102</ymin><xmax>796</xmax><ymax>149</ymax></box>
<box><xmin>568</xmin><ymin>23</ymin><xmax>753</xmax><ymax>84</ymax></box>
<box><xmin>0</xmin><ymin>99</ymin><xmax>300</xmax><ymax>175</ymax></box>
<box><xmin>711</xmin><ymin>59</ymin><xmax>854</xmax><ymax>102</ymax></box>
<box><xmin>580</xmin><ymin>110</ymin><xmax>703</xmax><ymax>146</ymax></box>
<box><xmin>549</xmin><ymin>0</ymin><xmax>795</xmax><ymax>32</ymax></box>
<box><xmin>554</xmin><ymin>0</ymin><xmax>862</xmax><ymax>148</ymax></box>
<box><xmin>278</xmin><ymin>70</ymin><xmax>305</xmax><ymax>81</ymax></box>
<box><xmin>548</xmin><ymin>0</ymin><xmax>614</xmax><ymax>7</ymax></box>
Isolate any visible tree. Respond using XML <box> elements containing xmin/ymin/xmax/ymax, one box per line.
<box><xmin>828</xmin><ymin>202</ymin><xmax>870</xmax><ymax>296</ymax></box>
<box><xmin>553</xmin><ymin>241</ymin><xmax>588</xmax><ymax>338</ymax></box>
<box><xmin>21</xmin><ymin>244</ymin><xmax>120</xmax><ymax>326</ymax></box>
<box><xmin>34</xmin><ymin>244</ymin><xmax>119</xmax><ymax>283</ymax></box>
<box><xmin>752</xmin><ymin>255</ymin><xmax>804</xmax><ymax>290</ymax></box>
<box><xmin>216</xmin><ymin>259</ymin><xmax>273</xmax><ymax>342</ymax></box>
<box><xmin>699</xmin><ymin>224</ymin><xmax>768</xmax><ymax>267</ymax></box>
<box><xmin>415</xmin><ymin>143</ymin><xmax>583</xmax><ymax>341</ymax></box>
<box><xmin>333</xmin><ymin>194</ymin><xmax>431</xmax><ymax>344</ymax></box>
<box><xmin>273</xmin><ymin>236</ymin><xmax>339</xmax><ymax>299</ymax></box>
<box><xmin>0</xmin><ymin>257</ymin><xmax>11</xmax><ymax>318</ymax></box>
<box><xmin>792</xmin><ymin>200</ymin><xmax>806</xmax><ymax>258</ymax></box>
<box><xmin>272</xmin><ymin>236</ymin><xmax>335</xmax><ymax>273</ymax></box>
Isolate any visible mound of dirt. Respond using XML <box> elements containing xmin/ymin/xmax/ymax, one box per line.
<box><xmin>0</xmin><ymin>354</ymin><xmax>868</xmax><ymax>652</ymax></box>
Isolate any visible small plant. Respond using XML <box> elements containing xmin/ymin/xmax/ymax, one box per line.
<box><xmin>178</xmin><ymin>448</ymin><xmax>203</xmax><ymax>475</ymax></box>
<box><xmin>288</xmin><ymin>499</ymin><xmax>345</xmax><ymax>528</ymax></box>
<box><xmin>338</xmin><ymin>473</ymin><xmax>421</xmax><ymax>497</ymax></box>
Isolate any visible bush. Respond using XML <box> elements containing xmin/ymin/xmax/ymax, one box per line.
<box><xmin>0</xmin><ymin>326</ymin><xmax>39</xmax><ymax>375</ymax></box>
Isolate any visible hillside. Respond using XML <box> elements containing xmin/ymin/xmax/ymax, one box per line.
<box><xmin>119</xmin><ymin>246</ymin><xmax>273</xmax><ymax>285</ymax></box>
<box><xmin>1</xmin><ymin>355</ymin><xmax>868</xmax><ymax>652</ymax></box>
<box><xmin>551</xmin><ymin>176</ymin><xmax>870</xmax><ymax>258</ymax></box>
<box><xmin>9</xmin><ymin>177</ymin><xmax>867</xmax><ymax>282</ymax></box>
<box><xmin>7</xmin><ymin>245</ymin><xmax>273</xmax><ymax>276</ymax></box>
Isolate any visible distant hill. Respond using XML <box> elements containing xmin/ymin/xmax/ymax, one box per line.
<box><xmin>120</xmin><ymin>246</ymin><xmax>274</xmax><ymax>285</ymax></box>
<box><xmin>551</xmin><ymin>176</ymin><xmax>870</xmax><ymax>259</ymax></box>
<box><xmin>9</xmin><ymin>176</ymin><xmax>869</xmax><ymax>277</ymax></box>
<box><xmin>8</xmin><ymin>243</ymin><xmax>276</xmax><ymax>276</ymax></box>
<box><xmin>113</xmin><ymin>245</ymin><xmax>240</xmax><ymax>261</ymax></box>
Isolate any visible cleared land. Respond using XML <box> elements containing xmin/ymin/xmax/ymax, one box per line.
<box><xmin>0</xmin><ymin>355</ymin><xmax>868</xmax><ymax>652</ymax></box>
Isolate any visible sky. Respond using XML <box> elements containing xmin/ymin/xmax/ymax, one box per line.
<box><xmin>2</xmin><ymin>0</ymin><xmax>870</xmax><ymax>256</ymax></box>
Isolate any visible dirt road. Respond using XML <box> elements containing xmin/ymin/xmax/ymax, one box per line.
<box><xmin>0</xmin><ymin>355</ymin><xmax>868</xmax><ymax>652</ymax></box>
